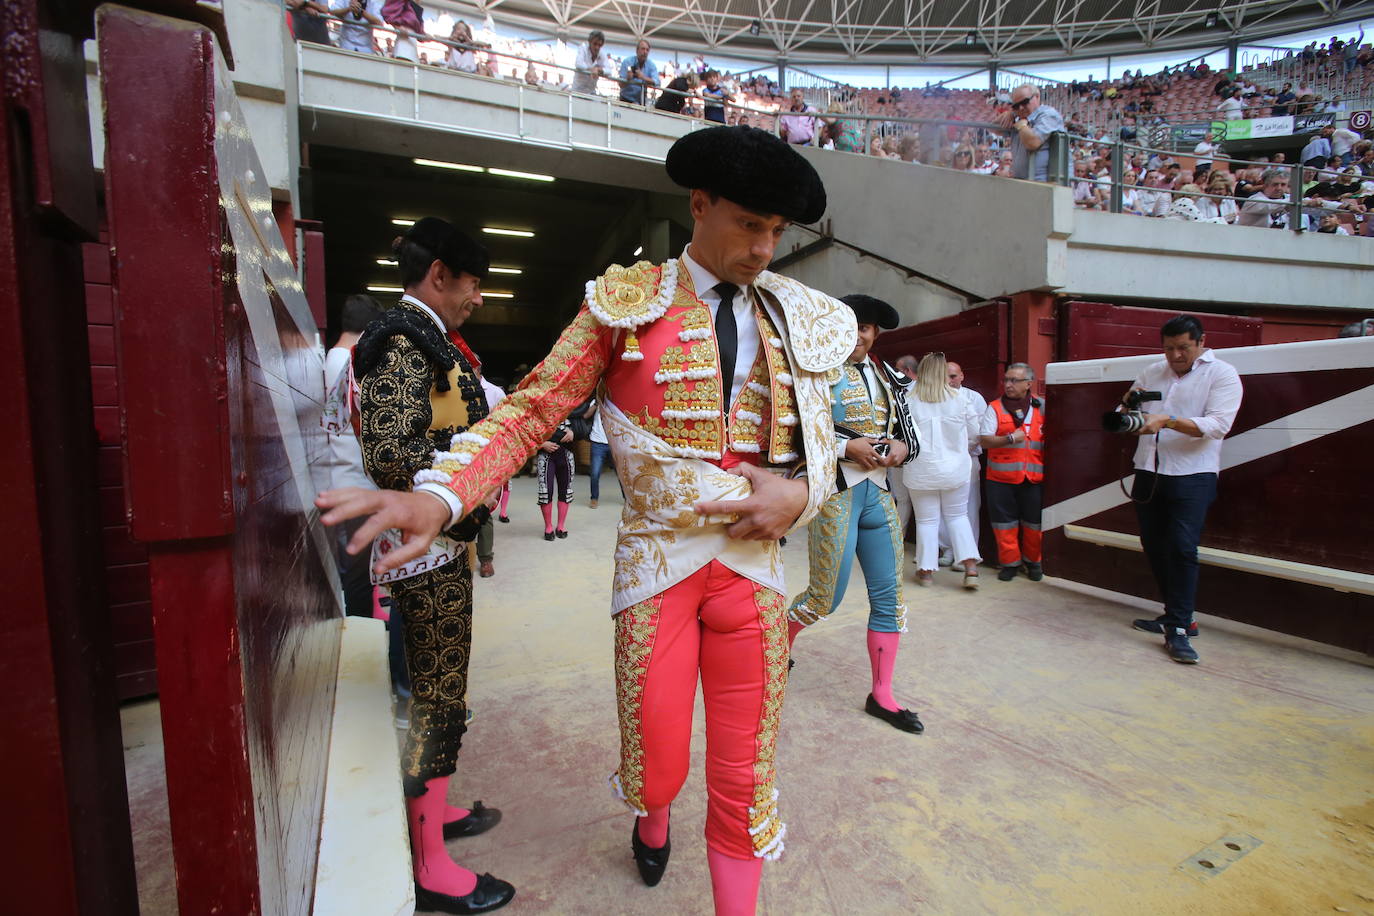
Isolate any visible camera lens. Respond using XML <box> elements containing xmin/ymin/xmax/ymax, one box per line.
<box><xmin>1102</xmin><ymin>410</ymin><xmax>1144</xmax><ymax>434</ymax></box>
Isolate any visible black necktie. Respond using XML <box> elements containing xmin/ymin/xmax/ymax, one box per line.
<box><xmin>855</xmin><ymin>361</ymin><xmax>873</xmax><ymax>402</ymax></box>
<box><xmin>714</xmin><ymin>282</ymin><xmax>739</xmax><ymax>407</ymax></box>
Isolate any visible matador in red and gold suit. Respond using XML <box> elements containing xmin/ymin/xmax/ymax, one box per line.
<box><xmin>326</xmin><ymin>126</ymin><xmax>855</xmax><ymax>916</ymax></box>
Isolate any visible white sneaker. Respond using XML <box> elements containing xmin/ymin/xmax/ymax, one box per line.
<box><xmin>937</xmin><ymin>551</ymin><xmax>953</xmax><ymax>567</ymax></box>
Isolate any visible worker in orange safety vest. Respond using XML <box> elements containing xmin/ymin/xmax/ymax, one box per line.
<box><xmin>978</xmin><ymin>362</ymin><xmax>1045</xmax><ymax>581</ymax></box>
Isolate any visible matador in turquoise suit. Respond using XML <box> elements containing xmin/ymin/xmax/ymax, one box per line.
<box><xmin>786</xmin><ymin>294</ymin><xmax>925</xmax><ymax>734</ymax></box>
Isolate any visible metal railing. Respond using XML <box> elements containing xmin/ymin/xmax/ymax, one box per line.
<box><xmin>1051</xmin><ymin>131</ymin><xmax>1370</xmax><ymax>234</ymax></box>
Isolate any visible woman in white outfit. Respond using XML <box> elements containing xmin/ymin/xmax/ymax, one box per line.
<box><xmin>902</xmin><ymin>352</ymin><xmax>983</xmax><ymax>589</ymax></box>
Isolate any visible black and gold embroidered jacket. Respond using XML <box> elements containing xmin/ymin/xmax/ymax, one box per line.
<box><xmin>354</xmin><ymin>301</ymin><xmax>490</xmax><ymax>541</ymax></box>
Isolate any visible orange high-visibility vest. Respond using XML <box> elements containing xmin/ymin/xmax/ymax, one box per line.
<box><xmin>986</xmin><ymin>398</ymin><xmax>1044</xmax><ymax>484</ymax></box>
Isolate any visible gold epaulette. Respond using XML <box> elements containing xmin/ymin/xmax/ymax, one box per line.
<box><xmin>584</xmin><ymin>259</ymin><xmax>681</xmax><ymax>330</ymax></box>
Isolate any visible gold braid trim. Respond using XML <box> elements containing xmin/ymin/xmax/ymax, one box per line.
<box><xmin>786</xmin><ymin>488</ymin><xmax>853</xmax><ymax>626</ymax></box>
<box><xmin>748</xmin><ymin>587</ymin><xmax>789</xmax><ymax>860</ymax></box>
<box><xmin>610</xmin><ymin>597</ymin><xmax>661</xmax><ymax>815</ymax></box>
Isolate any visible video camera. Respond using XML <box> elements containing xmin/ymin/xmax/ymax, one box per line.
<box><xmin>1101</xmin><ymin>389</ymin><xmax>1162</xmax><ymax>434</ymax></box>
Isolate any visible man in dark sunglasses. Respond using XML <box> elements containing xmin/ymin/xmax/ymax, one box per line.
<box><xmin>997</xmin><ymin>84</ymin><xmax>1063</xmax><ymax>181</ymax></box>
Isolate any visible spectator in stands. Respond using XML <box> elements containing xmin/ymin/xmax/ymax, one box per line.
<box><xmin>618</xmin><ymin>39</ymin><xmax>657</xmax><ymax>105</ymax></box>
<box><xmin>445</xmin><ymin>20</ymin><xmax>476</xmax><ymax>71</ymax></box>
<box><xmin>1302</xmin><ymin>126</ymin><xmax>1335</xmax><ymax>168</ymax></box>
<box><xmin>1136</xmin><ymin>169</ymin><xmax>1173</xmax><ymax>217</ymax></box>
<box><xmin>332</xmin><ymin>0</ymin><xmax>384</xmax><ymax>53</ymax></box>
<box><xmin>1356</xmin><ymin>143</ymin><xmax>1374</xmax><ymax>177</ymax></box>
<box><xmin>779</xmin><ymin>88</ymin><xmax>818</xmax><ymax>145</ymax></box>
<box><xmin>1072</xmin><ymin>161</ymin><xmax>1104</xmax><ymax>209</ymax></box>
<box><xmin>1331</xmin><ymin>122</ymin><xmax>1361</xmax><ymax>166</ymax></box>
<box><xmin>951</xmin><ymin>145</ymin><xmax>975</xmax><ymax>171</ymax></box>
<box><xmin>1192</xmin><ymin>131</ymin><xmax>1218</xmax><ymax>174</ymax></box>
<box><xmin>820</xmin><ymin>103</ymin><xmax>863</xmax><ymax>152</ymax></box>
<box><xmin>381</xmin><ymin>0</ymin><xmax>423</xmax><ymax>61</ymax></box>
<box><xmin>1196</xmin><ymin>170</ymin><xmax>1239</xmax><ymax>223</ymax></box>
<box><xmin>1124</xmin><ymin>315</ymin><xmax>1243</xmax><ymax>665</ymax></box>
<box><xmin>1237</xmin><ymin>168</ymin><xmax>1292</xmax><ymax>228</ymax></box>
<box><xmin>1272</xmin><ymin>82</ymin><xmax>1295</xmax><ymax>116</ymax></box>
<box><xmin>288</xmin><ymin>0</ymin><xmax>333</xmax><ymax>45</ymax></box>
<box><xmin>1000</xmin><ymin>84</ymin><xmax>1063</xmax><ymax>182</ymax></box>
<box><xmin>572</xmin><ymin>30</ymin><xmax>608</xmax><ymax>94</ymax></box>
<box><xmin>1217</xmin><ymin>88</ymin><xmax>1244</xmax><ymax>120</ymax></box>
<box><xmin>1339</xmin><ymin>319</ymin><xmax>1373</xmax><ymax>336</ymax></box>
<box><xmin>655</xmin><ymin>69</ymin><xmax>699</xmax><ymax>115</ymax></box>
<box><xmin>1316</xmin><ymin>212</ymin><xmax>1353</xmax><ymax>234</ymax></box>
<box><xmin>897</xmin><ymin>134</ymin><xmax>922</xmax><ymax>163</ymax></box>
<box><xmin>700</xmin><ymin>70</ymin><xmax>731</xmax><ymax>123</ymax></box>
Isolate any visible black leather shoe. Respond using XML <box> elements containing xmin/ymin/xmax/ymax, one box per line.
<box><xmin>865</xmin><ymin>694</ymin><xmax>924</xmax><ymax>734</ymax></box>
<box><xmin>555</xmin><ymin>528</ymin><xmax>568</xmax><ymax>539</ymax></box>
<box><xmin>997</xmin><ymin>566</ymin><xmax>1018</xmax><ymax>581</ymax></box>
<box><xmin>631</xmin><ymin>819</ymin><xmax>670</xmax><ymax>887</ymax></box>
<box><xmin>443</xmin><ymin>801</ymin><xmax>502</xmax><ymax>840</ymax></box>
<box><xmin>543</xmin><ymin>531</ymin><xmax>555</xmax><ymax>541</ymax></box>
<box><xmin>497</xmin><ymin>515</ymin><xmax>510</xmax><ymax>523</ymax></box>
<box><xmin>414</xmin><ymin>873</ymin><xmax>515</xmax><ymax>914</ymax></box>
<box><xmin>1133</xmin><ymin>617</ymin><xmax>1199</xmax><ymax>638</ymax></box>
<box><xmin>1023</xmin><ymin>562</ymin><xmax>1044</xmax><ymax>581</ymax></box>
<box><xmin>1164</xmin><ymin>628</ymin><xmax>1200</xmax><ymax>664</ymax></box>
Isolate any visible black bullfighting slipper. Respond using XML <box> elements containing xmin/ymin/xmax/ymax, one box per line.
<box><xmin>631</xmin><ymin>819</ymin><xmax>671</xmax><ymax>887</ymax></box>
<box><xmin>443</xmin><ymin>801</ymin><xmax>502</xmax><ymax>840</ymax></box>
<box><xmin>414</xmin><ymin>873</ymin><xmax>515</xmax><ymax>914</ymax></box>
<box><xmin>865</xmin><ymin>693</ymin><xmax>924</xmax><ymax>734</ymax></box>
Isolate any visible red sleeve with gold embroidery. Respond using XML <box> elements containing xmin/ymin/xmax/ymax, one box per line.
<box><xmin>414</xmin><ymin>306</ymin><xmax>612</xmax><ymax>513</ymax></box>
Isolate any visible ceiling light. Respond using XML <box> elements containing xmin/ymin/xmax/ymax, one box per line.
<box><xmin>749</xmin><ymin>19</ymin><xmax>761</xmax><ymax>36</ymax></box>
<box><xmin>633</xmin><ymin>246</ymin><xmax>644</xmax><ymax>256</ymax></box>
<box><xmin>487</xmin><ymin>168</ymin><xmax>555</xmax><ymax>182</ymax></box>
<box><xmin>391</xmin><ymin>218</ymin><xmax>415</xmax><ymax>227</ymax></box>
<box><xmin>367</xmin><ymin>284</ymin><xmax>404</xmax><ymax>293</ymax></box>
<box><xmin>482</xmin><ymin>227</ymin><xmax>535</xmax><ymax>237</ymax></box>
<box><xmin>489</xmin><ymin>266</ymin><xmax>523</xmax><ymax>274</ymax></box>
<box><xmin>413</xmin><ymin>157</ymin><xmax>484</xmax><ymax>172</ymax></box>
<box><xmin>1204</xmin><ymin>11</ymin><xmax>1217</xmax><ymax>27</ymax></box>
<box><xmin>375</xmin><ymin>258</ymin><xmax>397</xmax><ymax>266</ymax></box>
<box><xmin>483</xmin><ymin>291</ymin><xmax>515</xmax><ymax>299</ymax></box>
<box><xmin>964</xmin><ymin>31</ymin><xmax>977</xmax><ymax>46</ymax></box>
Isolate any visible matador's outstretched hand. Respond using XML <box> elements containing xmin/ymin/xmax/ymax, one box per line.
<box><xmin>316</xmin><ymin>487</ymin><xmax>450</xmax><ymax>573</ymax></box>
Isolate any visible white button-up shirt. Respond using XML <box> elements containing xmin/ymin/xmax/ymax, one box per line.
<box><xmin>680</xmin><ymin>246</ymin><xmax>759</xmax><ymax>409</ymax></box>
<box><xmin>1130</xmin><ymin>349</ymin><xmax>1243</xmax><ymax>476</ymax></box>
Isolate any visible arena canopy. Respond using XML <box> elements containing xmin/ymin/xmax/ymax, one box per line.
<box><xmin>447</xmin><ymin>0</ymin><xmax>1374</xmax><ymax>67</ymax></box>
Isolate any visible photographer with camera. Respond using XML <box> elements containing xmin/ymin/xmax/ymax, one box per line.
<box><xmin>979</xmin><ymin>363</ymin><xmax>1045</xmax><ymax>582</ymax></box>
<box><xmin>1119</xmin><ymin>315</ymin><xmax>1243</xmax><ymax>665</ymax></box>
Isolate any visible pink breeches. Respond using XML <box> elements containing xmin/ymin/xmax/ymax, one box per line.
<box><xmin>612</xmin><ymin>560</ymin><xmax>788</xmax><ymax>861</ymax></box>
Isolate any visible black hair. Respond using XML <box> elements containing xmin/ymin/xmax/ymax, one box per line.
<box><xmin>393</xmin><ymin>236</ymin><xmax>436</xmax><ymax>289</ymax></box>
<box><xmin>1161</xmin><ymin>314</ymin><xmax>1204</xmax><ymax>341</ymax></box>
<box><xmin>341</xmin><ymin>294</ymin><xmax>382</xmax><ymax>333</ymax></box>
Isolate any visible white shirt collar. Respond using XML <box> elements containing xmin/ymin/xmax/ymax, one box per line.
<box><xmin>399</xmin><ymin>293</ymin><xmax>446</xmax><ymax>336</ymax></box>
<box><xmin>680</xmin><ymin>245</ymin><xmax>726</xmax><ymax>300</ymax></box>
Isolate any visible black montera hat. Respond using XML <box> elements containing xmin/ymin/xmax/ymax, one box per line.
<box><xmin>666</xmin><ymin>126</ymin><xmax>827</xmax><ymax>224</ymax></box>
<box><xmin>840</xmin><ymin>294</ymin><xmax>899</xmax><ymax>330</ymax></box>
<box><xmin>400</xmin><ymin>217</ymin><xmax>490</xmax><ymax>280</ymax></box>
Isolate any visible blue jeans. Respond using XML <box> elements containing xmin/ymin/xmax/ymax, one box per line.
<box><xmin>1132</xmin><ymin>471</ymin><xmax>1217</xmax><ymax>629</ymax></box>
<box><xmin>588</xmin><ymin>441</ymin><xmax>618</xmax><ymax>501</ymax></box>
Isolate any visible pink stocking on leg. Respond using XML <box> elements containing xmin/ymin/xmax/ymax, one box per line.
<box><xmin>497</xmin><ymin>483</ymin><xmax>510</xmax><ymax>518</ymax></box>
<box><xmin>540</xmin><ymin>502</ymin><xmax>553</xmax><ymax>534</ymax></box>
<box><xmin>444</xmin><ymin>803</ymin><xmax>470</xmax><ymax>822</ymax></box>
<box><xmin>408</xmin><ymin>777</ymin><xmax>477</xmax><ymax>896</ymax></box>
<box><xmin>556</xmin><ymin>500</ymin><xmax>569</xmax><ymax>533</ymax></box>
<box><xmin>637</xmin><ymin>805</ymin><xmax>670</xmax><ymax>848</ymax></box>
<box><xmin>786</xmin><ymin>620</ymin><xmax>804</xmax><ymax>649</ymax></box>
<box><xmin>867</xmin><ymin>630</ymin><xmax>902</xmax><ymax>712</ymax></box>
<box><xmin>707</xmin><ymin>847</ymin><xmax>763</xmax><ymax>916</ymax></box>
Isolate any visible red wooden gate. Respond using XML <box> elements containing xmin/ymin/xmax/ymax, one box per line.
<box><xmin>872</xmin><ymin>300</ymin><xmax>1010</xmax><ymax>397</ymax></box>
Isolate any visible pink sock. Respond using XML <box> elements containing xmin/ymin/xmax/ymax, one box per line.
<box><xmin>707</xmin><ymin>847</ymin><xmax>763</xmax><ymax>916</ymax></box>
<box><xmin>497</xmin><ymin>484</ymin><xmax>510</xmax><ymax>517</ymax></box>
<box><xmin>540</xmin><ymin>502</ymin><xmax>554</xmax><ymax>533</ymax></box>
<box><xmin>371</xmin><ymin>587</ymin><xmax>389</xmax><ymax>622</ymax></box>
<box><xmin>786</xmin><ymin>619</ymin><xmax>804</xmax><ymax>649</ymax></box>
<box><xmin>408</xmin><ymin>777</ymin><xmax>477</xmax><ymax>896</ymax></box>
<box><xmin>638</xmin><ymin>805</ymin><xmax>670</xmax><ymax>848</ymax></box>
<box><xmin>867</xmin><ymin>630</ymin><xmax>902</xmax><ymax>712</ymax></box>
<box><xmin>444</xmin><ymin>804</ymin><xmax>470</xmax><ymax>822</ymax></box>
<box><xmin>556</xmin><ymin>500</ymin><xmax>570</xmax><ymax>532</ymax></box>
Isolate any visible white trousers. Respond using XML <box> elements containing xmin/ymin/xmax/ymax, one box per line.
<box><xmin>908</xmin><ymin>480</ymin><xmax>981</xmax><ymax>571</ymax></box>
<box><xmin>938</xmin><ymin>461</ymin><xmax>982</xmax><ymax>555</ymax></box>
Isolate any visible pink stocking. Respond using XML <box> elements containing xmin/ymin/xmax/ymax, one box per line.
<box><xmin>497</xmin><ymin>483</ymin><xmax>510</xmax><ymax>518</ymax></box>
<box><xmin>540</xmin><ymin>502</ymin><xmax>554</xmax><ymax>533</ymax></box>
<box><xmin>408</xmin><ymin>777</ymin><xmax>477</xmax><ymax>896</ymax></box>
<box><xmin>371</xmin><ymin>587</ymin><xmax>388</xmax><ymax>622</ymax></box>
<box><xmin>556</xmin><ymin>500</ymin><xmax>570</xmax><ymax>532</ymax></box>
<box><xmin>786</xmin><ymin>619</ymin><xmax>804</xmax><ymax>649</ymax></box>
<box><xmin>866</xmin><ymin>630</ymin><xmax>902</xmax><ymax>712</ymax></box>
<box><xmin>707</xmin><ymin>847</ymin><xmax>763</xmax><ymax>916</ymax></box>
<box><xmin>638</xmin><ymin>805</ymin><xmax>670</xmax><ymax>848</ymax></box>
<box><xmin>444</xmin><ymin>803</ymin><xmax>470</xmax><ymax>822</ymax></box>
